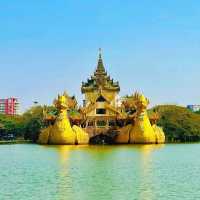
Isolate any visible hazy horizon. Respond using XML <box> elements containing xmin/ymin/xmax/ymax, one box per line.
<box><xmin>0</xmin><ymin>0</ymin><xmax>200</xmax><ymax>112</ymax></box>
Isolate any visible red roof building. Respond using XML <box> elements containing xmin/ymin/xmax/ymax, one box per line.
<box><xmin>0</xmin><ymin>98</ymin><xmax>19</xmax><ymax>115</ymax></box>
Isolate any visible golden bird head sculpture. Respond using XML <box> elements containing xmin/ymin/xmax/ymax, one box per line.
<box><xmin>133</xmin><ymin>92</ymin><xmax>150</xmax><ymax>111</ymax></box>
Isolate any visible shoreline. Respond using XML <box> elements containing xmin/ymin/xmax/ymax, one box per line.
<box><xmin>0</xmin><ymin>140</ymin><xmax>33</xmax><ymax>145</ymax></box>
<box><xmin>0</xmin><ymin>140</ymin><xmax>199</xmax><ymax>145</ymax></box>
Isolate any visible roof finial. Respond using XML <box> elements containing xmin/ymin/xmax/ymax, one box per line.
<box><xmin>96</xmin><ymin>48</ymin><xmax>105</xmax><ymax>72</ymax></box>
<box><xmin>99</xmin><ymin>48</ymin><xmax>102</xmax><ymax>59</ymax></box>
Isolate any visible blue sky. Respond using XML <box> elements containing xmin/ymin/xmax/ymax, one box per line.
<box><xmin>0</xmin><ymin>0</ymin><xmax>200</xmax><ymax>112</ymax></box>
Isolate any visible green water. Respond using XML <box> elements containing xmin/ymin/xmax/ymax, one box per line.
<box><xmin>0</xmin><ymin>144</ymin><xmax>200</xmax><ymax>200</ymax></box>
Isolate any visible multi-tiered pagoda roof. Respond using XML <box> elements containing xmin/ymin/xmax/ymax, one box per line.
<box><xmin>81</xmin><ymin>51</ymin><xmax>120</xmax><ymax>93</ymax></box>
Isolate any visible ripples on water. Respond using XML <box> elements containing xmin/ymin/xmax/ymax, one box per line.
<box><xmin>0</xmin><ymin>144</ymin><xmax>200</xmax><ymax>200</ymax></box>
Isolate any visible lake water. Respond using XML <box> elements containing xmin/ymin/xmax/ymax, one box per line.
<box><xmin>0</xmin><ymin>144</ymin><xmax>200</xmax><ymax>200</ymax></box>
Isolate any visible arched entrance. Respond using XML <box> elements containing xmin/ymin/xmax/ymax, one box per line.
<box><xmin>89</xmin><ymin>134</ymin><xmax>114</xmax><ymax>144</ymax></box>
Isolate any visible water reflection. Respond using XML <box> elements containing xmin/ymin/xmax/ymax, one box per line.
<box><xmin>39</xmin><ymin>144</ymin><xmax>165</xmax><ymax>200</ymax></box>
<box><xmin>1</xmin><ymin>143</ymin><xmax>200</xmax><ymax>200</ymax></box>
<box><xmin>56</xmin><ymin>145</ymin><xmax>78</xmax><ymax>164</ymax></box>
<box><xmin>138</xmin><ymin>144</ymin><xmax>165</xmax><ymax>200</ymax></box>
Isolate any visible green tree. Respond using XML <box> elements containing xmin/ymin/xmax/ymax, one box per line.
<box><xmin>195</xmin><ymin>110</ymin><xmax>200</xmax><ymax>115</ymax></box>
<box><xmin>150</xmin><ymin>105</ymin><xmax>200</xmax><ymax>142</ymax></box>
<box><xmin>0</xmin><ymin>114</ymin><xmax>25</xmax><ymax>139</ymax></box>
<box><xmin>22</xmin><ymin>105</ymin><xmax>57</xmax><ymax>142</ymax></box>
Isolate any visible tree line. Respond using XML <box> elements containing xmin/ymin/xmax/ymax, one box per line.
<box><xmin>152</xmin><ymin>105</ymin><xmax>200</xmax><ymax>142</ymax></box>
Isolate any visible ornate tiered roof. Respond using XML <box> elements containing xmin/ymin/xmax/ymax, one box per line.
<box><xmin>81</xmin><ymin>50</ymin><xmax>120</xmax><ymax>93</ymax></box>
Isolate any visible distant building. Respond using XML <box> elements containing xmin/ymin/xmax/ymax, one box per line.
<box><xmin>187</xmin><ymin>105</ymin><xmax>200</xmax><ymax>112</ymax></box>
<box><xmin>0</xmin><ymin>98</ymin><xmax>19</xmax><ymax>115</ymax></box>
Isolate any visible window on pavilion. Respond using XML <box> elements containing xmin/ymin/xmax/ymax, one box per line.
<box><xmin>96</xmin><ymin>109</ymin><xmax>106</xmax><ymax>115</ymax></box>
<box><xmin>97</xmin><ymin>120</ymin><xmax>107</xmax><ymax>127</ymax></box>
<box><xmin>96</xmin><ymin>95</ymin><xmax>106</xmax><ymax>102</ymax></box>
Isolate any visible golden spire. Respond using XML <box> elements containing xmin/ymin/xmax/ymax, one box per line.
<box><xmin>99</xmin><ymin>48</ymin><xmax>102</xmax><ymax>59</ymax></box>
<box><xmin>96</xmin><ymin>48</ymin><xmax>105</xmax><ymax>72</ymax></box>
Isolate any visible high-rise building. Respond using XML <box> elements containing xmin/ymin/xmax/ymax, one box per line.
<box><xmin>0</xmin><ymin>98</ymin><xmax>19</xmax><ymax>115</ymax></box>
<box><xmin>187</xmin><ymin>105</ymin><xmax>200</xmax><ymax>112</ymax></box>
